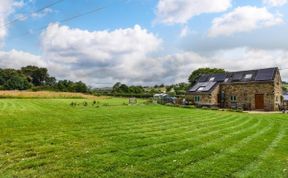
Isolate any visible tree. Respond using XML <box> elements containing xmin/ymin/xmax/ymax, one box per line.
<box><xmin>73</xmin><ymin>81</ymin><xmax>88</xmax><ymax>93</ymax></box>
<box><xmin>283</xmin><ymin>86</ymin><xmax>287</xmax><ymax>92</ymax></box>
<box><xmin>45</xmin><ymin>77</ymin><xmax>57</xmax><ymax>87</ymax></box>
<box><xmin>56</xmin><ymin>80</ymin><xmax>73</xmax><ymax>92</ymax></box>
<box><xmin>4</xmin><ymin>75</ymin><xmax>31</xmax><ymax>90</ymax></box>
<box><xmin>21</xmin><ymin>66</ymin><xmax>49</xmax><ymax>86</ymax></box>
<box><xmin>129</xmin><ymin>86</ymin><xmax>144</xmax><ymax>94</ymax></box>
<box><xmin>119</xmin><ymin>84</ymin><xmax>129</xmax><ymax>93</ymax></box>
<box><xmin>0</xmin><ymin>69</ymin><xmax>31</xmax><ymax>90</ymax></box>
<box><xmin>188</xmin><ymin>68</ymin><xmax>225</xmax><ymax>86</ymax></box>
<box><xmin>112</xmin><ymin>82</ymin><xmax>122</xmax><ymax>93</ymax></box>
<box><xmin>0</xmin><ymin>66</ymin><xmax>90</xmax><ymax>93</ymax></box>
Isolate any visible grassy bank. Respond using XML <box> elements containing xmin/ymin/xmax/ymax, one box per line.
<box><xmin>0</xmin><ymin>91</ymin><xmax>102</xmax><ymax>99</ymax></box>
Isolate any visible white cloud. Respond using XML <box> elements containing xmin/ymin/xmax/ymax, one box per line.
<box><xmin>12</xmin><ymin>0</ymin><xmax>24</xmax><ymax>8</ymax></box>
<box><xmin>31</xmin><ymin>8</ymin><xmax>53</xmax><ymax>18</ymax></box>
<box><xmin>263</xmin><ymin>0</ymin><xmax>288</xmax><ymax>6</ymax></box>
<box><xmin>0</xmin><ymin>0</ymin><xmax>24</xmax><ymax>46</ymax></box>
<box><xmin>180</xmin><ymin>25</ymin><xmax>190</xmax><ymax>38</ymax></box>
<box><xmin>155</xmin><ymin>0</ymin><xmax>231</xmax><ymax>24</ymax></box>
<box><xmin>208</xmin><ymin>6</ymin><xmax>284</xmax><ymax>37</ymax></box>
<box><xmin>155</xmin><ymin>48</ymin><xmax>288</xmax><ymax>83</ymax></box>
<box><xmin>41</xmin><ymin>23</ymin><xmax>162</xmax><ymax>86</ymax></box>
<box><xmin>0</xmin><ymin>48</ymin><xmax>287</xmax><ymax>86</ymax></box>
<box><xmin>38</xmin><ymin>23</ymin><xmax>288</xmax><ymax>86</ymax></box>
<box><xmin>0</xmin><ymin>0</ymin><xmax>13</xmax><ymax>45</ymax></box>
<box><xmin>0</xmin><ymin>49</ymin><xmax>45</xmax><ymax>69</ymax></box>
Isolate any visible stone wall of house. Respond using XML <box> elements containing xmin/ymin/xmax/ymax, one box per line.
<box><xmin>220</xmin><ymin>82</ymin><xmax>276</xmax><ymax>111</ymax></box>
<box><xmin>185</xmin><ymin>69</ymin><xmax>282</xmax><ymax>111</ymax></box>
<box><xmin>186</xmin><ymin>85</ymin><xmax>220</xmax><ymax>105</ymax></box>
<box><xmin>274</xmin><ymin>70</ymin><xmax>282</xmax><ymax>108</ymax></box>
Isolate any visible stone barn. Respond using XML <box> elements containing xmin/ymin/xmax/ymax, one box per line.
<box><xmin>186</xmin><ymin>67</ymin><xmax>282</xmax><ymax>111</ymax></box>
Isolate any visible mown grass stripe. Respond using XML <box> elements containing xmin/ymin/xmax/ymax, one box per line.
<box><xmin>176</xmin><ymin>121</ymin><xmax>278</xmax><ymax>177</ymax></box>
<box><xmin>99</xmin><ymin>112</ymin><xmax>238</xmax><ymax>139</ymax></box>
<box><xmin>118</xmin><ymin>115</ymin><xmax>244</xmax><ymax>150</ymax></box>
<box><xmin>92</xmin><ymin>115</ymin><xmax>247</xmax><ymax>156</ymax></box>
<box><xmin>124</xmin><ymin>116</ymin><xmax>265</xmax><ymax>176</ymax></box>
<box><xmin>233</xmin><ymin>127</ymin><xmax>287</xmax><ymax>178</ymax></box>
<box><xmin>144</xmin><ymin>116</ymin><xmax>263</xmax><ymax>163</ymax></box>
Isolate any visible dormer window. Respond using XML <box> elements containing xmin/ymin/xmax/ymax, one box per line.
<box><xmin>244</xmin><ymin>74</ymin><xmax>252</xmax><ymax>79</ymax></box>
<box><xmin>209</xmin><ymin>77</ymin><xmax>215</xmax><ymax>82</ymax></box>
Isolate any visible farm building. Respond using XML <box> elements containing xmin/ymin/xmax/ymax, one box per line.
<box><xmin>186</xmin><ymin>67</ymin><xmax>282</xmax><ymax>111</ymax></box>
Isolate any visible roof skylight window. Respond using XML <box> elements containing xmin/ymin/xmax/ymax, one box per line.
<box><xmin>244</xmin><ymin>74</ymin><xmax>252</xmax><ymax>79</ymax></box>
<box><xmin>197</xmin><ymin>87</ymin><xmax>205</xmax><ymax>91</ymax></box>
<box><xmin>209</xmin><ymin>77</ymin><xmax>215</xmax><ymax>82</ymax></box>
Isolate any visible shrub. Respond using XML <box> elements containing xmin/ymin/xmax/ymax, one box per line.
<box><xmin>210</xmin><ymin>107</ymin><xmax>219</xmax><ymax>110</ymax></box>
<box><xmin>165</xmin><ymin>103</ymin><xmax>174</xmax><ymax>107</ymax></box>
<box><xmin>103</xmin><ymin>103</ymin><xmax>109</xmax><ymax>106</ymax></box>
<box><xmin>181</xmin><ymin>105</ymin><xmax>194</xmax><ymax>109</ymax></box>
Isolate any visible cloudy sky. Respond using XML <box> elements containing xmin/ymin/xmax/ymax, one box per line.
<box><xmin>0</xmin><ymin>0</ymin><xmax>288</xmax><ymax>87</ymax></box>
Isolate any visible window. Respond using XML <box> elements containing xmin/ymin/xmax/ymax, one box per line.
<box><xmin>231</xmin><ymin>96</ymin><xmax>237</xmax><ymax>102</ymax></box>
<box><xmin>194</xmin><ymin>96</ymin><xmax>201</xmax><ymax>102</ymax></box>
<box><xmin>244</xmin><ymin>74</ymin><xmax>252</xmax><ymax>79</ymax></box>
<box><xmin>197</xmin><ymin>87</ymin><xmax>205</xmax><ymax>91</ymax></box>
<box><xmin>209</xmin><ymin>77</ymin><xmax>215</xmax><ymax>82</ymax></box>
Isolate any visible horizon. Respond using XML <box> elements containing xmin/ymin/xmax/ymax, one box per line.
<box><xmin>0</xmin><ymin>0</ymin><xmax>288</xmax><ymax>87</ymax></box>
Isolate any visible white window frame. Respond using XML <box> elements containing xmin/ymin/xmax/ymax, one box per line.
<box><xmin>231</xmin><ymin>96</ymin><xmax>237</xmax><ymax>102</ymax></box>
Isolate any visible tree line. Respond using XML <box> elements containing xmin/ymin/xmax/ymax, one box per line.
<box><xmin>2</xmin><ymin>66</ymin><xmax>285</xmax><ymax>96</ymax></box>
<box><xmin>0</xmin><ymin>66</ymin><xmax>88</xmax><ymax>93</ymax></box>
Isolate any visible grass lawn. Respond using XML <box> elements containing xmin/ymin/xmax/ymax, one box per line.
<box><xmin>0</xmin><ymin>98</ymin><xmax>288</xmax><ymax>177</ymax></box>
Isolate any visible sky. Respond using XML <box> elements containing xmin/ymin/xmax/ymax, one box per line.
<box><xmin>0</xmin><ymin>0</ymin><xmax>288</xmax><ymax>87</ymax></box>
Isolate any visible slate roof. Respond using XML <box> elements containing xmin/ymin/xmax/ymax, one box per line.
<box><xmin>188</xmin><ymin>67</ymin><xmax>278</xmax><ymax>94</ymax></box>
<box><xmin>189</xmin><ymin>82</ymin><xmax>217</xmax><ymax>92</ymax></box>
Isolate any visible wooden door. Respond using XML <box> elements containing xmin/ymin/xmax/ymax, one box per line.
<box><xmin>255</xmin><ymin>94</ymin><xmax>264</xmax><ymax>110</ymax></box>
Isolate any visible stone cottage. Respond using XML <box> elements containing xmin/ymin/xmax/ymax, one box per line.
<box><xmin>186</xmin><ymin>67</ymin><xmax>282</xmax><ymax>111</ymax></box>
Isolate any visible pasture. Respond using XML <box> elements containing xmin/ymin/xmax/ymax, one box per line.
<box><xmin>0</xmin><ymin>98</ymin><xmax>288</xmax><ymax>177</ymax></box>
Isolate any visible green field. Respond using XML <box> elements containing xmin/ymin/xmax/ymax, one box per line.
<box><xmin>0</xmin><ymin>98</ymin><xmax>288</xmax><ymax>177</ymax></box>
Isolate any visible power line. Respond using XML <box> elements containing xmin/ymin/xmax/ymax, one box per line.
<box><xmin>59</xmin><ymin>7</ymin><xmax>105</xmax><ymax>24</ymax></box>
<box><xmin>0</xmin><ymin>0</ymin><xmax>65</xmax><ymax>29</ymax></box>
<box><xmin>11</xmin><ymin>7</ymin><xmax>105</xmax><ymax>41</ymax></box>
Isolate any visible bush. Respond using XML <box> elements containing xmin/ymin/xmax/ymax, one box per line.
<box><xmin>236</xmin><ymin>108</ymin><xmax>243</xmax><ymax>112</ymax></box>
<box><xmin>181</xmin><ymin>105</ymin><xmax>194</xmax><ymax>109</ymax></box>
<box><xmin>143</xmin><ymin>99</ymin><xmax>153</xmax><ymax>105</ymax></box>
<box><xmin>4</xmin><ymin>75</ymin><xmax>31</xmax><ymax>90</ymax></box>
<box><xmin>165</xmin><ymin>103</ymin><xmax>175</xmax><ymax>107</ymax></box>
<box><xmin>210</xmin><ymin>107</ymin><xmax>219</xmax><ymax>110</ymax></box>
